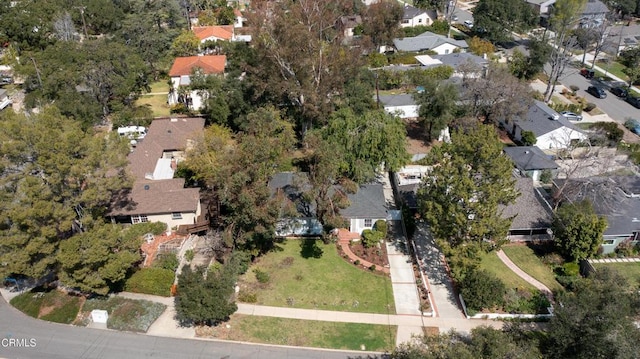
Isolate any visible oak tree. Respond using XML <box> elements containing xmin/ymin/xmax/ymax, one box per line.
<box><xmin>551</xmin><ymin>200</ymin><xmax>607</xmax><ymax>262</ymax></box>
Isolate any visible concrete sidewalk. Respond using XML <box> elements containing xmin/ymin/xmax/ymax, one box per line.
<box><xmin>576</xmin><ymin>53</ymin><xmax>640</xmax><ymax>96</ymax></box>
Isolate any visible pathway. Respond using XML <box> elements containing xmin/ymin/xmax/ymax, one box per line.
<box><xmin>412</xmin><ymin>223</ymin><xmax>465</xmax><ymax>320</ymax></box>
<box><xmin>495</xmin><ymin>250</ymin><xmax>554</xmax><ymax>301</ymax></box>
<box><xmin>589</xmin><ymin>257</ymin><xmax>640</xmax><ymax>263</ymax></box>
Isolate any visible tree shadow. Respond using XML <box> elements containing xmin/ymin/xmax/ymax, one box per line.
<box><xmin>299</xmin><ymin>238</ymin><xmax>323</xmax><ymax>259</ymax></box>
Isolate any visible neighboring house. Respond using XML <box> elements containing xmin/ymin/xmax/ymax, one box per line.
<box><xmin>233</xmin><ymin>8</ymin><xmax>245</xmax><ymax>28</ymax></box>
<box><xmin>394</xmin><ymin>165</ymin><xmax>432</xmax><ymax>209</ymax></box>
<box><xmin>168</xmin><ymin>55</ymin><xmax>226</xmax><ymax>111</ymax></box>
<box><xmin>109</xmin><ymin>117</ymin><xmax>208</xmax><ymax>233</ymax></box>
<box><xmin>526</xmin><ymin>0</ymin><xmax>557</xmax><ymax>17</ymax></box>
<box><xmin>378</xmin><ymin>93</ymin><xmax>419</xmax><ymax>119</ymax></box>
<box><xmin>528</xmin><ymin>0</ymin><xmax>608</xmax><ymax>26</ymax></box>
<box><xmin>268</xmin><ymin>172</ymin><xmax>323</xmax><ymax>237</ymax></box>
<box><xmin>336</xmin><ymin>15</ymin><xmax>362</xmax><ymax>39</ymax></box>
<box><xmin>500</xmin><ymin>175</ymin><xmax>553</xmax><ymax>239</ymax></box>
<box><xmin>342</xmin><ymin>184</ymin><xmax>388</xmax><ymax>234</ymax></box>
<box><xmin>503</xmin><ymin>146</ymin><xmax>559</xmax><ymax>182</ymax></box>
<box><xmin>500</xmin><ymin>100</ymin><xmax>588</xmax><ymax>151</ymax></box>
<box><xmin>554</xmin><ymin>176</ymin><xmax>640</xmax><ymax>254</ymax></box>
<box><xmin>0</xmin><ymin>89</ymin><xmax>11</xmax><ymax>110</ymax></box>
<box><xmin>393</xmin><ymin>31</ymin><xmax>468</xmax><ymax>54</ymax></box>
<box><xmin>193</xmin><ymin>25</ymin><xmax>235</xmax><ymax>43</ymax></box>
<box><xmin>415</xmin><ymin>53</ymin><xmax>488</xmax><ymax>78</ymax></box>
<box><xmin>400</xmin><ymin>4</ymin><xmax>438</xmax><ymax>28</ymax></box>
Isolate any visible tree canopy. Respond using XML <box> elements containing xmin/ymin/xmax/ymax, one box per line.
<box><xmin>552</xmin><ymin>200</ymin><xmax>607</xmax><ymax>262</ymax></box>
<box><xmin>417</xmin><ymin>125</ymin><xmax>519</xmax><ymax>247</ymax></box>
<box><xmin>473</xmin><ymin>0</ymin><xmax>537</xmax><ymax>43</ymax></box>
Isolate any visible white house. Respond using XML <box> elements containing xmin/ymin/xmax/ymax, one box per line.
<box><xmin>415</xmin><ymin>53</ymin><xmax>488</xmax><ymax>78</ymax></box>
<box><xmin>401</xmin><ymin>4</ymin><xmax>438</xmax><ymax>28</ymax></box>
<box><xmin>342</xmin><ymin>184</ymin><xmax>388</xmax><ymax>234</ymax></box>
<box><xmin>500</xmin><ymin>101</ymin><xmax>588</xmax><ymax>151</ymax></box>
<box><xmin>168</xmin><ymin>55</ymin><xmax>226</xmax><ymax>111</ymax></box>
<box><xmin>378</xmin><ymin>93</ymin><xmax>419</xmax><ymax>118</ymax></box>
<box><xmin>393</xmin><ymin>31</ymin><xmax>468</xmax><ymax>55</ymax></box>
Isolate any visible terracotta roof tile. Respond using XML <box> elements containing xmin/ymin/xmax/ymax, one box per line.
<box><xmin>193</xmin><ymin>26</ymin><xmax>234</xmax><ymax>41</ymax></box>
<box><xmin>169</xmin><ymin>55</ymin><xmax>226</xmax><ymax>77</ymax></box>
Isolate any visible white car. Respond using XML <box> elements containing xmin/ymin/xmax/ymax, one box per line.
<box><xmin>560</xmin><ymin>111</ymin><xmax>583</xmax><ymax>121</ymax></box>
<box><xmin>464</xmin><ymin>20</ymin><xmax>473</xmax><ymax>28</ymax></box>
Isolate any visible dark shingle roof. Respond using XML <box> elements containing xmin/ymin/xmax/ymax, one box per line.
<box><xmin>393</xmin><ymin>31</ymin><xmax>468</xmax><ymax>52</ymax></box>
<box><xmin>378</xmin><ymin>93</ymin><xmax>416</xmax><ymax>107</ymax></box>
<box><xmin>515</xmin><ymin>100</ymin><xmax>578</xmax><ymax>137</ymax></box>
<box><xmin>500</xmin><ymin>176</ymin><xmax>553</xmax><ymax>230</ymax></box>
<box><xmin>503</xmin><ymin>146</ymin><xmax>559</xmax><ymax>171</ymax></box>
<box><xmin>431</xmin><ymin>53</ymin><xmax>488</xmax><ymax>68</ymax></box>
<box><xmin>402</xmin><ymin>4</ymin><xmax>426</xmax><ymax>19</ymax></box>
<box><xmin>110</xmin><ymin>178</ymin><xmax>200</xmax><ymax>216</ymax></box>
<box><xmin>341</xmin><ymin>184</ymin><xmax>388</xmax><ymax>219</ymax></box>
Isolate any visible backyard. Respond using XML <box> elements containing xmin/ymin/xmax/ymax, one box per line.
<box><xmin>592</xmin><ymin>262</ymin><xmax>640</xmax><ymax>287</ymax></box>
<box><xmin>135</xmin><ymin>80</ymin><xmax>171</xmax><ymax>118</ymax></box>
<box><xmin>502</xmin><ymin>244</ymin><xmax>564</xmax><ymax>292</ymax></box>
<box><xmin>237</xmin><ymin>238</ymin><xmax>395</xmax><ymax>314</ymax></box>
<box><xmin>198</xmin><ymin>315</ymin><xmax>396</xmax><ymax>352</ymax></box>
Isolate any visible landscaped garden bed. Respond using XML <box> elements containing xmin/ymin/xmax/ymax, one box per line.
<box><xmin>79</xmin><ymin>296</ymin><xmax>166</xmax><ymax>332</ymax></box>
<box><xmin>196</xmin><ymin>314</ymin><xmax>396</xmax><ymax>352</ymax></box>
<box><xmin>237</xmin><ymin>238</ymin><xmax>395</xmax><ymax>314</ymax></box>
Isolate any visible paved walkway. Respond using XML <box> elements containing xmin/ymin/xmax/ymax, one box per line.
<box><xmin>495</xmin><ymin>250</ymin><xmax>554</xmax><ymax>301</ymax></box>
<box><xmin>337</xmin><ymin>239</ymin><xmax>391</xmax><ymax>274</ymax></box>
<box><xmin>589</xmin><ymin>257</ymin><xmax>640</xmax><ymax>263</ymax></box>
<box><xmin>412</xmin><ymin>223</ymin><xmax>465</xmax><ymax>320</ymax></box>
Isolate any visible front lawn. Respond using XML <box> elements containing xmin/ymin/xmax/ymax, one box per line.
<box><xmin>502</xmin><ymin>245</ymin><xmax>564</xmax><ymax>292</ymax></box>
<box><xmin>124</xmin><ymin>267</ymin><xmax>174</xmax><ymax>297</ymax></box>
<box><xmin>198</xmin><ymin>314</ymin><xmax>396</xmax><ymax>352</ymax></box>
<box><xmin>479</xmin><ymin>251</ymin><xmax>536</xmax><ymax>291</ymax></box>
<box><xmin>10</xmin><ymin>290</ymin><xmax>82</xmax><ymax>324</ymax></box>
<box><xmin>238</xmin><ymin>238</ymin><xmax>395</xmax><ymax>314</ymax></box>
<box><xmin>592</xmin><ymin>262</ymin><xmax>640</xmax><ymax>287</ymax></box>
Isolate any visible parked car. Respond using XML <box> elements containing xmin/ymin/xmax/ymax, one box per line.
<box><xmin>610</xmin><ymin>86</ymin><xmax>628</xmax><ymax>98</ymax></box>
<box><xmin>580</xmin><ymin>68</ymin><xmax>595</xmax><ymax>79</ymax></box>
<box><xmin>586</xmin><ymin>86</ymin><xmax>607</xmax><ymax>99</ymax></box>
<box><xmin>625</xmin><ymin>119</ymin><xmax>640</xmax><ymax>135</ymax></box>
<box><xmin>560</xmin><ymin>111</ymin><xmax>583</xmax><ymax>121</ymax></box>
<box><xmin>0</xmin><ymin>76</ymin><xmax>12</xmax><ymax>86</ymax></box>
<box><xmin>626</xmin><ymin>96</ymin><xmax>640</xmax><ymax>109</ymax></box>
<box><xmin>452</xmin><ymin>15</ymin><xmax>459</xmax><ymax>21</ymax></box>
<box><xmin>464</xmin><ymin>20</ymin><xmax>473</xmax><ymax>28</ymax></box>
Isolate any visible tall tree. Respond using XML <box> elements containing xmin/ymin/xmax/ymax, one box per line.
<box><xmin>170</xmin><ymin>30</ymin><xmax>201</xmax><ymax>57</ymax></box>
<box><xmin>619</xmin><ymin>46</ymin><xmax>640</xmax><ymax>88</ymax></box>
<box><xmin>473</xmin><ymin>0</ymin><xmax>537</xmax><ymax>43</ymax></box>
<box><xmin>414</xmin><ymin>79</ymin><xmax>459</xmax><ymax>142</ymax></box>
<box><xmin>417</xmin><ymin>125</ymin><xmax>519</xmax><ymax>247</ymax></box>
<box><xmin>361</xmin><ymin>0</ymin><xmax>404</xmax><ymax>48</ymax></box>
<box><xmin>543</xmin><ymin>0</ymin><xmax>587</xmax><ymax>102</ymax></box>
<box><xmin>551</xmin><ymin>200</ymin><xmax>607</xmax><ymax>262</ymax></box>
<box><xmin>0</xmin><ymin>107</ymin><xmax>131</xmax><ymax>280</ymax></box>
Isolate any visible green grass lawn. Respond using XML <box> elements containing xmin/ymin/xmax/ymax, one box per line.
<box><xmin>502</xmin><ymin>245</ymin><xmax>563</xmax><ymax>292</ymax></box>
<box><xmin>479</xmin><ymin>251</ymin><xmax>536</xmax><ymax>291</ymax></box>
<box><xmin>203</xmin><ymin>315</ymin><xmax>396</xmax><ymax>351</ymax></box>
<box><xmin>148</xmin><ymin>80</ymin><xmax>170</xmax><ymax>94</ymax></box>
<box><xmin>10</xmin><ymin>290</ymin><xmax>82</xmax><ymax>324</ymax></box>
<box><xmin>592</xmin><ymin>262</ymin><xmax>640</xmax><ymax>287</ymax></box>
<box><xmin>596</xmin><ymin>60</ymin><xmax>629</xmax><ymax>82</ymax></box>
<box><xmin>239</xmin><ymin>238</ymin><xmax>395</xmax><ymax>314</ymax></box>
<box><xmin>135</xmin><ymin>94</ymin><xmax>171</xmax><ymax>118</ymax></box>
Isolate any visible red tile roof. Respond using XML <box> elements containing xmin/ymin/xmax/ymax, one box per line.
<box><xmin>193</xmin><ymin>25</ymin><xmax>234</xmax><ymax>41</ymax></box>
<box><xmin>168</xmin><ymin>55</ymin><xmax>226</xmax><ymax>77</ymax></box>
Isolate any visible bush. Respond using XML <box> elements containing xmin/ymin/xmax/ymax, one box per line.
<box><xmin>373</xmin><ymin>220</ymin><xmax>388</xmax><ymax>236</ymax></box>
<box><xmin>584</xmin><ymin>102</ymin><xmax>597</xmax><ymax>112</ymax></box>
<box><xmin>237</xmin><ymin>289</ymin><xmax>257</xmax><ymax>303</ymax></box>
<box><xmin>154</xmin><ymin>253</ymin><xmax>179</xmax><ymax>271</ymax></box>
<box><xmin>354</xmin><ymin>259</ymin><xmax>361</xmax><ymax>266</ymax></box>
<box><xmin>369</xmin><ymin>264</ymin><xmax>376</xmax><ymax>271</ymax></box>
<box><xmin>459</xmin><ymin>269</ymin><xmax>506</xmax><ymax>312</ymax></box>
<box><xmin>228</xmin><ymin>251</ymin><xmax>251</xmax><ymax>275</ymax></box>
<box><xmin>541</xmin><ymin>252</ymin><xmax>564</xmax><ymax>267</ymax></box>
<box><xmin>550</xmin><ymin>102</ymin><xmax>582</xmax><ymax>114</ymax></box>
<box><xmin>561</xmin><ymin>262</ymin><xmax>580</xmax><ymax>277</ymax></box>
<box><xmin>367</xmin><ymin>52</ymin><xmax>388</xmax><ymax>68</ymax></box>
<box><xmin>520</xmin><ymin>130</ymin><xmax>537</xmax><ymax>146</ymax></box>
<box><xmin>107</xmin><ymin>299</ymin><xmax>166</xmax><ymax>332</ymax></box>
<box><xmin>569</xmin><ymin>85</ymin><xmax>580</xmax><ymax>92</ymax></box>
<box><xmin>184</xmin><ymin>249</ymin><xmax>195</xmax><ymax>262</ymax></box>
<box><xmin>591</xmin><ymin>122</ymin><xmax>623</xmax><ymax>145</ymax></box>
<box><xmin>615</xmin><ymin>240</ymin><xmax>637</xmax><ymax>257</ymax></box>
<box><xmin>253</xmin><ymin>269</ymin><xmax>270</xmax><ymax>283</ymax></box>
<box><xmin>124</xmin><ymin>268</ymin><xmax>175</xmax><ymax>297</ymax></box>
<box><xmin>503</xmin><ymin>289</ymin><xmax>550</xmax><ymax>314</ymax></box>
<box><xmin>361</xmin><ymin>229</ymin><xmax>383</xmax><ymax>248</ymax></box>
<box><xmin>539</xmin><ymin>169</ymin><xmax>552</xmax><ymax>184</ymax></box>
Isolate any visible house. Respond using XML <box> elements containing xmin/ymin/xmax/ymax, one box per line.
<box><xmin>500</xmin><ymin>175</ymin><xmax>553</xmax><ymax>239</ymax></box>
<box><xmin>233</xmin><ymin>8</ymin><xmax>245</xmax><ymax>28</ymax></box>
<box><xmin>268</xmin><ymin>172</ymin><xmax>323</xmax><ymax>237</ymax></box>
<box><xmin>109</xmin><ymin>117</ymin><xmax>208</xmax><ymax>232</ymax></box>
<box><xmin>336</xmin><ymin>15</ymin><xmax>362</xmax><ymax>39</ymax></box>
<box><xmin>415</xmin><ymin>53</ymin><xmax>488</xmax><ymax>78</ymax></box>
<box><xmin>526</xmin><ymin>0</ymin><xmax>557</xmax><ymax>17</ymax></box>
<box><xmin>500</xmin><ymin>100</ymin><xmax>588</xmax><ymax>151</ymax></box>
<box><xmin>401</xmin><ymin>4</ymin><xmax>438</xmax><ymax>28</ymax></box>
<box><xmin>554</xmin><ymin>176</ymin><xmax>640</xmax><ymax>254</ymax></box>
<box><xmin>193</xmin><ymin>25</ymin><xmax>235</xmax><ymax>43</ymax></box>
<box><xmin>168</xmin><ymin>55</ymin><xmax>226</xmax><ymax>111</ymax></box>
<box><xmin>341</xmin><ymin>184</ymin><xmax>388</xmax><ymax>234</ymax></box>
<box><xmin>378</xmin><ymin>93</ymin><xmax>419</xmax><ymax>119</ymax></box>
<box><xmin>394</xmin><ymin>165</ymin><xmax>433</xmax><ymax>209</ymax></box>
<box><xmin>393</xmin><ymin>31</ymin><xmax>468</xmax><ymax>54</ymax></box>
<box><xmin>0</xmin><ymin>89</ymin><xmax>11</xmax><ymax>110</ymax></box>
<box><xmin>503</xmin><ymin>146</ymin><xmax>559</xmax><ymax>182</ymax></box>
<box><xmin>528</xmin><ymin>0</ymin><xmax>608</xmax><ymax>26</ymax></box>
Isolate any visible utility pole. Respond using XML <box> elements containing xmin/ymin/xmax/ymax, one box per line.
<box><xmin>375</xmin><ymin>72</ymin><xmax>380</xmax><ymax>109</ymax></box>
<box><xmin>30</xmin><ymin>57</ymin><xmax>42</xmax><ymax>88</ymax></box>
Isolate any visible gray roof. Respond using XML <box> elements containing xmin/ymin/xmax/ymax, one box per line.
<box><xmin>555</xmin><ymin>176</ymin><xmax>640</xmax><ymax>236</ymax></box>
<box><xmin>268</xmin><ymin>172</ymin><xmax>314</xmax><ymax>217</ymax></box>
<box><xmin>515</xmin><ymin>100</ymin><xmax>579</xmax><ymax>137</ymax></box>
<box><xmin>398</xmin><ymin>183</ymin><xmax>420</xmax><ymax>209</ymax></box>
<box><xmin>402</xmin><ymin>4</ymin><xmax>426</xmax><ymax>20</ymax></box>
<box><xmin>341</xmin><ymin>184</ymin><xmax>388</xmax><ymax>219</ymax></box>
<box><xmin>431</xmin><ymin>53</ymin><xmax>488</xmax><ymax>68</ymax></box>
<box><xmin>526</xmin><ymin>0</ymin><xmax>555</xmax><ymax>5</ymax></box>
<box><xmin>500</xmin><ymin>176</ymin><xmax>553</xmax><ymax>230</ymax></box>
<box><xmin>378</xmin><ymin>93</ymin><xmax>416</xmax><ymax>107</ymax></box>
<box><xmin>583</xmin><ymin>0</ymin><xmax>608</xmax><ymax>15</ymax></box>
<box><xmin>393</xmin><ymin>31</ymin><xmax>468</xmax><ymax>52</ymax></box>
<box><xmin>503</xmin><ymin>146</ymin><xmax>559</xmax><ymax>171</ymax></box>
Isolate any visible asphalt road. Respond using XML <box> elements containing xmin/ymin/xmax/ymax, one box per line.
<box><xmin>555</xmin><ymin>64</ymin><xmax>640</xmax><ymax>123</ymax></box>
<box><xmin>0</xmin><ymin>298</ymin><xmax>379</xmax><ymax>359</ymax></box>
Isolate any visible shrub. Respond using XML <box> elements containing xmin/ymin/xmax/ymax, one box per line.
<box><xmin>108</xmin><ymin>299</ymin><xmax>166</xmax><ymax>332</ymax></box>
<box><xmin>561</xmin><ymin>262</ymin><xmax>580</xmax><ymax>277</ymax></box>
<box><xmin>539</xmin><ymin>169</ymin><xmax>552</xmax><ymax>184</ymax></box>
<box><xmin>373</xmin><ymin>220</ymin><xmax>388</xmax><ymax>236</ymax></box>
<box><xmin>361</xmin><ymin>229</ymin><xmax>383</xmax><ymax>248</ymax></box>
<box><xmin>459</xmin><ymin>269</ymin><xmax>506</xmax><ymax>312</ymax></box>
<box><xmin>591</xmin><ymin>122</ymin><xmax>624</xmax><ymax>145</ymax></box>
<box><xmin>550</xmin><ymin>102</ymin><xmax>582</xmax><ymax>114</ymax></box>
<box><xmin>367</xmin><ymin>52</ymin><xmax>388</xmax><ymax>68</ymax></box>
<box><xmin>228</xmin><ymin>251</ymin><xmax>251</xmax><ymax>275</ymax></box>
<box><xmin>184</xmin><ymin>249</ymin><xmax>195</xmax><ymax>262</ymax></box>
<box><xmin>237</xmin><ymin>290</ymin><xmax>257</xmax><ymax>303</ymax></box>
<box><xmin>354</xmin><ymin>259</ymin><xmax>361</xmax><ymax>266</ymax></box>
<box><xmin>369</xmin><ymin>264</ymin><xmax>376</xmax><ymax>271</ymax></box>
<box><xmin>584</xmin><ymin>102</ymin><xmax>597</xmax><ymax>112</ymax></box>
<box><xmin>569</xmin><ymin>85</ymin><xmax>580</xmax><ymax>92</ymax></box>
<box><xmin>520</xmin><ymin>130</ymin><xmax>537</xmax><ymax>146</ymax></box>
<box><xmin>615</xmin><ymin>240</ymin><xmax>637</xmax><ymax>257</ymax></box>
<box><xmin>541</xmin><ymin>252</ymin><xmax>564</xmax><ymax>267</ymax></box>
<box><xmin>154</xmin><ymin>253</ymin><xmax>179</xmax><ymax>271</ymax></box>
<box><xmin>208</xmin><ymin>261</ymin><xmax>222</xmax><ymax>275</ymax></box>
<box><xmin>124</xmin><ymin>268</ymin><xmax>175</xmax><ymax>297</ymax></box>
<box><xmin>253</xmin><ymin>269</ymin><xmax>270</xmax><ymax>283</ymax></box>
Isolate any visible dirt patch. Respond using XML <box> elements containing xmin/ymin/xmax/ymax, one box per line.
<box><xmin>404</xmin><ymin>119</ymin><xmax>435</xmax><ymax>155</ymax></box>
<box><xmin>344</xmin><ymin>242</ymin><xmax>389</xmax><ymax>268</ymax></box>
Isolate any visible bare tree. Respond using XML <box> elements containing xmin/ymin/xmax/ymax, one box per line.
<box><xmin>53</xmin><ymin>12</ymin><xmax>78</xmax><ymax>42</ymax></box>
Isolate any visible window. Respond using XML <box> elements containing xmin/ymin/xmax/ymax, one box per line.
<box><xmin>418</xmin><ymin>19</ymin><xmax>422</xmax><ymax>23</ymax></box>
<box><xmin>131</xmin><ymin>215</ymin><xmax>149</xmax><ymax>224</ymax></box>
<box><xmin>444</xmin><ymin>49</ymin><xmax>450</xmax><ymax>54</ymax></box>
<box><xmin>603</xmin><ymin>239</ymin><xmax>615</xmax><ymax>245</ymax></box>
<box><xmin>172</xmin><ymin>212</ymin><xmax>183</xmax><ymax>220</ymax></box>
<box><xmin>364</xmin><ymin>219</ymin><xmax>373</xmax><ymax>227</ymax></box>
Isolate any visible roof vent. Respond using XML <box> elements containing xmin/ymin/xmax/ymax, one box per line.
<box><xmin>524</xmin><ymin>150</ymin><xmax>530</xmax><ymax>154</ymax></box>
<box><xmin>144</xmin><ymin>184</ymin><xmax>150</xmax><ymax>190</ymax></box>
